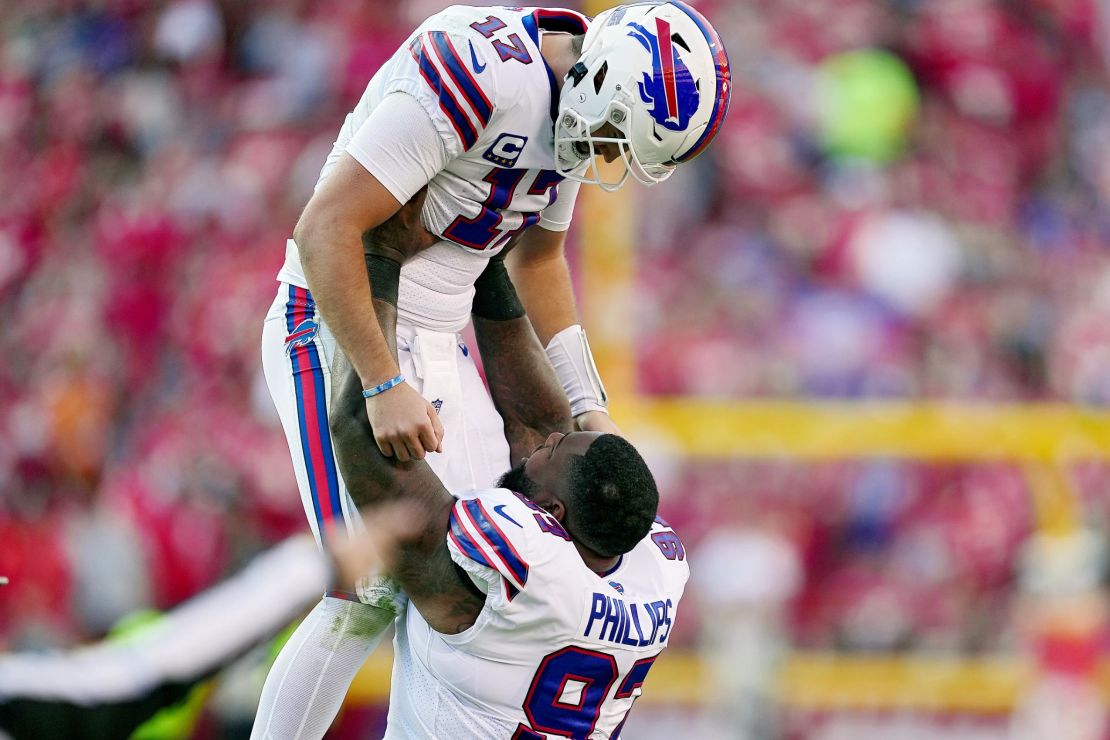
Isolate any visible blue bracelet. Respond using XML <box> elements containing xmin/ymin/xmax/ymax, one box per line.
<box><xmin>362</xmin><ymin>374</ymin><xmax>405</xmax><ymax>398</ymax></box>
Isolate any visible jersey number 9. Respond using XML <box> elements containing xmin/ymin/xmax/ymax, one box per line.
<box><xmin>514</xmin><ymin>647</ymin><xmax>659</xmax><ymax>739</ymax></box>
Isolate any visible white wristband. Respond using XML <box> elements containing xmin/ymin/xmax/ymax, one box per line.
<box><xmin>544</xmin><ymin>325</ymin><xmax>609</xmax><ymax>418</ymax></box>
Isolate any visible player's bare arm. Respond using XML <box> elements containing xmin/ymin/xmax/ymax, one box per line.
<box><xmin>471</xmin><ymin>253</ymin><xmax>574</xmax><ymax>463</ymax></box>
<box><xmin>296</xmin><ymin>159</ymin><xmax>444</xmax><ymax>462</ymax></box>
<box><xmin>506</xmin><ymin>225</ymin><xmax>621</xmax><ymax>435</ymax></box>
<box><xmin>356</xmin><ymin>201</ymin><xmax>573</xmax><ymax>463</ymax></box>
<box><xmin>504</xmin><ymin>226</ymin><xmax>578</xmax><ymax>347</ymax></box>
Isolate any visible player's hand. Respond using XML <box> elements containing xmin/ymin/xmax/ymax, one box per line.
<box><xmin>575</xmin><ymin>410</ymin><xmax>622</xmax><ymax>436</ymax></box>
<box><xmin>364</xmin><ymin>185</ymin><xmax>438</xmax><ymax>263</ymax></box>
<box><xmin>366</xmin><ymin>381</ymin><xmax>445</xmax><ymax>461</ymax></box>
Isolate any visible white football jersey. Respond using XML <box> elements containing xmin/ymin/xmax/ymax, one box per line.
<box><xmin>278</xmin><ymin>6</ymin><xmax>589</xmax><ymax>332</ymax></box>
<box><xmin>385</xmin><ymin>488</ymin><xmax>689</xmax><ymax>739</ymax></box>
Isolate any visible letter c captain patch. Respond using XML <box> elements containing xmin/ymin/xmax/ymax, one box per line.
<box><xmin>483</xmin><ymin>133</ymin><xmax>528</xmax><ymax>167</ymax></box>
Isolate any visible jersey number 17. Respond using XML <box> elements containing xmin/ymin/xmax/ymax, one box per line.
<box><xmin>443</xmin><ymin>168</ymin><xmax>562</xmax><ymax>250</ymax></box>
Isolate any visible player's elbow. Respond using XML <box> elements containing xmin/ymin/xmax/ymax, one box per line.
<box><xmin>293</xmin><ymin>199</ymin><xmax>349</xmax><ymax>266</ymax></box>
<box><xmin>328</xmin><ymin>410</ymin><xmax>356</xmax><ymax>478</ymax></box>
<box><xmin>292</xmin><ymin>209</ymin><xmax>324</xmax><ymax>262</ymax></box>
<box><xmin>328</xmin><ymin>405</ymin><xmax>353</xmax><ymax>451</ymax></box>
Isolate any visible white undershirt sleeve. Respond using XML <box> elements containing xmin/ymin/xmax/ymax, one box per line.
<box><xmin>345</xmin><ymin>92</ymin><xmax>449</xmax><ymax>204</ymax></box>
<box><xmin>538</xmin><ymin>179</ymin><xmax>580</xmax><ymax>232</ymax></box>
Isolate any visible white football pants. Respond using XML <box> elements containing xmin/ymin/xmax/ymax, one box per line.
<box><xmin>261</xmin><ymin>282</ymin><xmax>511</xmax><ymax>546</ymax></box>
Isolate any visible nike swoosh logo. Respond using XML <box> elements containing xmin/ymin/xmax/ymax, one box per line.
<box><xmin>468</xmin><ymin>41</ymin><xmax>487</xmax><ymax>74</ymax></box>
<box><xmin>493</xmin><ymin>504</ymin><xmax>522</xmax><ymax>528</ymax></box>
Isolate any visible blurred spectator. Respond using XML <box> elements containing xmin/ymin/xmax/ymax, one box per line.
<box><xmin>692</xmin><ymin>507</ymin><xmax>802</xmax><ymax>739</ymax></box>
<box><xmin>1012</xmin><ymin>529</ymin><xmax>1109</xmax><ymax>740</ymax></box>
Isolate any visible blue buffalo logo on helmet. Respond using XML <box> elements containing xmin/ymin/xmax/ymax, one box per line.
<box><xmin>628</xmin><ymin>18</ymin><xmax>700</xmax><ymax>132</ymax></box>
<box><xmin>284</xmin><ymin>318</ymin><xmax>319</xmax><ymax>354</ymax></box>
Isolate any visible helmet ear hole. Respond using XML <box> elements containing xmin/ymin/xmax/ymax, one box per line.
<box><xmin>592</xmin><ymin>62</ymin><xmax>608</xmax><ymax>95</ymax></box>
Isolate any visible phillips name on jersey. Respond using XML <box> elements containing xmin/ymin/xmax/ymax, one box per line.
<box><xmin>385</xmin><ymin>488</ymin><xmax>689</xmax><ymax>739</ymax></box>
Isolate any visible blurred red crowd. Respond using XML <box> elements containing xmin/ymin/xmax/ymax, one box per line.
<box><xmin>638</xmin><ymin>0</ymin><xmax>1110</xmax><ymax>402</ymax></box>
<box><xmin>0</xmin><ymin>0</ymin><xmax>413</xmax><ymax>647</ymax></box>
<box><xmin>673</xmin><ymin>460</ymin><xmax>1038</xmax><ymax>653</ymax></box>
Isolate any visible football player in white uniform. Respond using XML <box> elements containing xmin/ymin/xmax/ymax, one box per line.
<box><xmin>328</xmin><ymin>264</ymin><xmax>687</xmax><ymax>739</ymax></box>
<box><xmin>256</xmin><ymin>3</ymin><xmax>728</xmax><ymax>736</ymax></box>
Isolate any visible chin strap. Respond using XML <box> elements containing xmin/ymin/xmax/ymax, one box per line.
<box><xmin>544</xmin><ymin>324</ymin><xmax>609</xmax><ymax>417</ymax></box>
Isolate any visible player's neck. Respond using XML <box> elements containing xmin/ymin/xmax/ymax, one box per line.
<box><xmin>574</xmin><ymin>541</ymin><xmax>619</xmax><ymax>575</ymax></box>
<box><xmin>539</xmin><ymin>32</ymin><xmax>579</xmax><ymax>95</ymax></box>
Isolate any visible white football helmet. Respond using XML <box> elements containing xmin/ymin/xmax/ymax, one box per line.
<box><xmin>554</xmin><ymin>1</ymin><xmax>731</xmax><ymax>191</ymax></box>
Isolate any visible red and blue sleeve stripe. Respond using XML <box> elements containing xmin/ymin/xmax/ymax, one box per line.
<box><xmin>409</xmin><ymin>35</ymin><xmax>480</xmax><ymax>149</ymax></box>
<box><xmin>450</xmin><ymin>502</ymin><xmax>524</xmax><ymax>601</ymax></box>
<box><xmin>672</xmin><ymin>1</ymin><xmax>730</xmax><ymax>163</ymax></box>
<box><xmin>429</xmin><ymin>32</ymin><xmax>492</xmax><ymax>127</ymax></box>
<box><xmin>285</xmin><ymin>285</ymin><xmax>344</xmax><ymax>542</ymax></box>
<box><xmin>449</xmin><ymin>508</ymin><xmax>495</xmax><ymax>570</ymax></box>
<box><xmin>462</xmin><ymin>499</ymin><xmax>529</xmax><ymax>587</ymax></box>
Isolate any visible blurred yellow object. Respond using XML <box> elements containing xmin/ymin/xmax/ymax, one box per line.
<box><xmin>815</xmin><ymin>49</ymin><xmax>919</xmax><ymax>162</ymax></box>
<box><xmin>345</xmin><ymin>650</ymin><xmax>1068</xmax><ymax>711</ymax></box>
<box><xmin>609</xmin><ymin>398</ymin><xmax>1110</xmax><ymax>462</ymax></box>
<box><xmin>777</xmin><ymin>653</ymin><xmax>1031</xmax><ymax>713</ymax></box>
<box><xmin>1023</xmin><ymin>462</ymin><xmax>1082</xmax><ymax>535</ymax></box>
<box><xmin>344</xmin><ymin>647</ymin><xmax>395</xmax><ymax>704</ymax></box>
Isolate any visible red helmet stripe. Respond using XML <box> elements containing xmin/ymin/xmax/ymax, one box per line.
<box><xmin>655</xmin><ymin>17</ymin><xmax>679</xmax><ymax>122</ymax></box>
